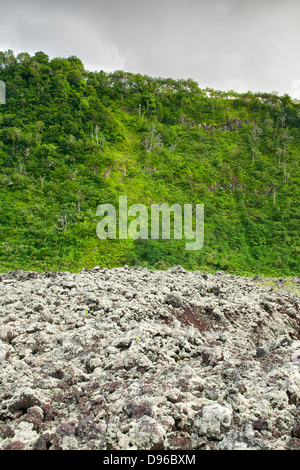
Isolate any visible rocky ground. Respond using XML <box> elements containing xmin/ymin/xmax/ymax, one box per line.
<box><xmin>0</xmin><ymin>266</ymin><xmax>300</xmax><ymax>450</ymax></box>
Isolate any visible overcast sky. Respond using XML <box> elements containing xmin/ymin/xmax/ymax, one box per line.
<box><xmin>1</xmin><ymin>0</ymin><xmax>300</xmax><ymax>98</ymax></box>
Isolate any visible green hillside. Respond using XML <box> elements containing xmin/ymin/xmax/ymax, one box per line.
<box><xmin>0</xmin><ymin>50</ymin><xmax>299</xmax><ymax>276</ymax></box>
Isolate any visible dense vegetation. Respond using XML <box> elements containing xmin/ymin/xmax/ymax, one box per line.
<box><xmin>0</xmin><ymin>50</ymin><xmax>299</xmax><ymax>276</ymax></box>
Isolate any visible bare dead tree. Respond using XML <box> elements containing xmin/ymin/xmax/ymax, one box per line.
<box><xmin>24</xmin><ymin>147</ymin><xmax>30</xmax><ymax>160</ymax></box>
<box><xmin>68</xmin><ymin>169</ymin><xmax>79</xmax><ymax>181</ymax></box>
<box><xmin>142</xmin><ymin>125</ymin><xmax>162</xmax><ymax>166</ymax></box>
<box><xmin>276</xmin><ymin>147</ymin><xmax>283</xmax><ymax>164</ymax></box>
<box><xmin>283</xmin><ymin>161</ymin><xmax>287</xmax><ymax>185</ymax></box>
<box><xmin>55</xmin><ymin>215</ymin><xmax>70</xmax><ymax>231</ymax></box>
<box><xmin>169</xmin><ymin>143</ymin><xmax>177</xmax><ymax>153</ymax></box>
<box><xmin>95</xmin><ymin>124</ymin><xmax>99</xmax><ymax>145</ymax></box>
<box><xmin>281</xmin><ymin>130</ymin><xmax>293</xmax><ymax>162</ymax></box>
<box><xmin>250</xmin><ymin>123</ymin><xmax>262</xmax><ymax>163</ymax></box>
<box><xmin>273</xmin><ymin>185</ymin><xmax>276</xmax><ymax>207</ymax></box>
<box><xmin>77</xmin><ymin>189</ymin><xmax>84</xmax><ymax>215</ymax></box>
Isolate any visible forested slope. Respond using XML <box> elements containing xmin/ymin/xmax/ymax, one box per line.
<box><xmin>0</xmin><ymin>50</ymin><xmax>299</xmax><ymax>276</ymax></box>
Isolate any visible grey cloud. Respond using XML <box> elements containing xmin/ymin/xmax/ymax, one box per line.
<box><xmin>0</xmin><ymin>0</ymin><xmax>300</xmax><ymax>97</ymax></box>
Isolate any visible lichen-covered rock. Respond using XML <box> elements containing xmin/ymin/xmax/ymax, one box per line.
<box><xmin>0</xmin><ymin>267</ymin><xmax>299</xmax><ymax>450</ymax></box>
<box><xmin>0</xmin><ymin>340</ymin><xmax>6</xmax><ymax>363</ymax></box>
<box><xmin>128</xmin><ymin>416</ymin><xmax>166</xmax><ymax>450</ymax></box>
<box><xmin>193</xmin><ymin>403</ymin><xmax>232</xmax><ymax>440</ymax></box>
